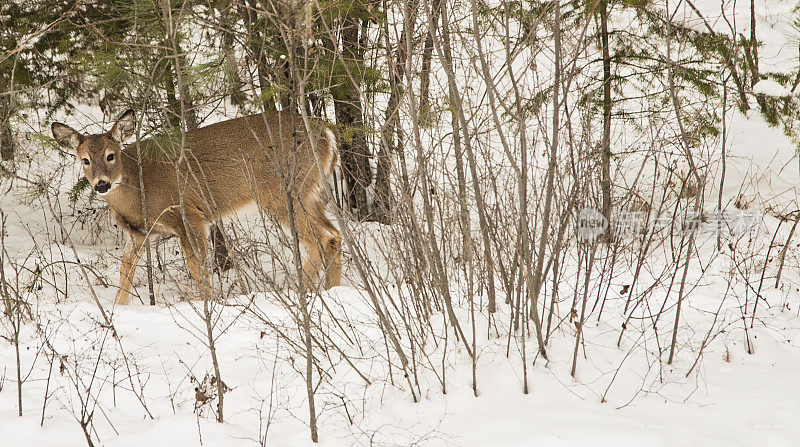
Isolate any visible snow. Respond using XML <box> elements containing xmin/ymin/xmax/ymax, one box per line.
<box><xmin>3</xmin><ymin>0</ymin><xmax>800</xmax><ymax>445</ymax></box>
<box><xmin>712</xmin><ymin>111</ymin><xmax>800</xmax><ymax>214</ymax></box>
<box><xmin>672</xmin><ymin>0</ymin><xmax>799</xmax><ymax>74</ymax></box>
<box><xmin>753</xmin><ymin>79</ymin><xmax>792</xmax><ymax>97</ymax></box>
<box><xmin>3</xmin><ymin>180</ymin><xmax>800</xmax><ymax>446</ymax></box>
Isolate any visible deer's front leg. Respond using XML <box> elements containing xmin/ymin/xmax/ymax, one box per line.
<box><xmin>115</xmin><ymin>233</ymin><xmax>146</xmax><ymax>305</ymax></box>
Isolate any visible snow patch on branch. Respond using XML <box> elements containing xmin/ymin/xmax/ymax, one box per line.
<box><xmin>753</xmin><ymin>79</ymin><xmax>791</xmax><ymax>97</ymax></box>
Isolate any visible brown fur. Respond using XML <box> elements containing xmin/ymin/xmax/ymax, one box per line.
<box><xmin>52</xmin><ymin>110</ymin><xmax>342</xmax><ymax>305</ymax></box>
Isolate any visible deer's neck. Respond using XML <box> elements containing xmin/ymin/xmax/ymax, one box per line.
<box><xmin>104</xmin><ymin>168</ymin><xmax>145</xmax><ymax>232</ymax></box>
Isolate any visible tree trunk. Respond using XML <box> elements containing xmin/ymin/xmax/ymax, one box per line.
<box><xmin>333</xmin><ymin>17</ymin><xmax>372</xmax><ymax>219</ymax></box>
<box><xmin>0</xmin><ymin>120</ymin><xmax>12</xmax><ymax>161</ymax></box>
<box><xmin>419</xmin><ymin>9</ymin><xmax>439</xmax><ymax>115</ymax></box>
<box><xmin>375</xmin><ymin>3</ymin><xmax>419</xmax><ymax>224</ymax></box>
<box><xmin>746</xmin><ymin>0</ymin><xmax>769</xmax><ymax>114</ymax></box>
<box><xmin>600</xmin><ymin>0</ymin><xmax>612</xmax><ymax>228</ymax></box>
<box><xmin>749</xmin><ymin>0</ymin><xmax>759</xmax><ymax>83</ymax></box>
<box><xmin>0</xmin><ymin>45</ymin><xmax>16</xmax><ymax>161</ymax></box>
<box><xmin>220</xmin><ymin>6</ymin><xmax>246</xmax><ymax>110</ymax></box>
<box><xmin>237</xmin><ymin>0</ymin><xmax>277</xmax><ymax>111</ymax></box>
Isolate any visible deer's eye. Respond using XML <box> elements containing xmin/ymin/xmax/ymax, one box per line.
<box><xmin>82</xmin><ymin>158</ymin><xmax>90</xmax><ymax>165</ymax></box>
<box><xmin>106</xmin><ymin>153</ymin><xmax>115</xmax><ymax>162</ymax></box>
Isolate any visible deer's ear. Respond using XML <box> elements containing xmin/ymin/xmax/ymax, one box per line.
<box><xmin>110</xmin><ymin>109</ymin><xmax>136</xmax><ymax>143</ymax></box>
<box><xmin>51</xmin><ymin>122</ymin><xmax>81</xmax><ymax>152</ymax></box>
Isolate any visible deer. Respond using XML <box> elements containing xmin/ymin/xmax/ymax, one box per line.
<box><xmin>51</xmin><ymin>110</ymin><xmax>342</xmax><ymax>305</ymax></box>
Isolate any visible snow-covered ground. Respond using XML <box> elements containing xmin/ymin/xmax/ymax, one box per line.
<box><xmin>2</xmin><ymin>0</ymin><xmax>800</xmax><ymax>446</ymax></box>
<box><xmin>3</xmin><ymin>112</ymin><xmax>800</xmax><ymax>445</ymax></box>
<box><xmin>3</xmin><ymin>194</ymin><xmax>800</xmax><ymax>446</ymax></box>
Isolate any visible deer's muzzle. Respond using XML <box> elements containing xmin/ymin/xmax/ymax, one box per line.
<box><xmin>94</xmin><ymin>180</ymin><xmax>111</xmax><ymax>194</ymax></box>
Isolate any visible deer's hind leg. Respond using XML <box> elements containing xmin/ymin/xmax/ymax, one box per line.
<box><xmin>298</xmin><ymin>201</ymin><xmax>342</xmax><ymax>291</ymax></box>
<box><xmin>316</xmin><ymin>203</ymin><xmax>342</xmax><ymax>289</ymax></box>
<box><xmin>254</xmin><ymin>186</ymin><xmax>341</xmax><ymax>291</ymax></box>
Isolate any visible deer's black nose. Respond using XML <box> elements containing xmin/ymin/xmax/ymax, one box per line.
<box><xmin>95</xmin><ymin>180</ymin><xmax>111</xmax><ymax>193</ymax></box>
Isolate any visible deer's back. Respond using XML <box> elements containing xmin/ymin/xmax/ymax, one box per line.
<box><xmin>117</xmin><ymin>112</ymin><xmax>333</xmax><ymax>231</ymax></box>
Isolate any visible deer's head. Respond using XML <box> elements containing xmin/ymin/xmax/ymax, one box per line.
<box><xmin>51</xmin><ymin>110</ymin><xmax>135</xmax><ymax>195</ymax></box>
